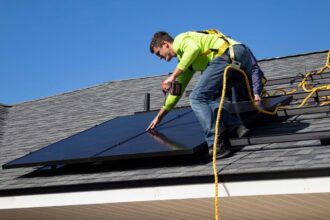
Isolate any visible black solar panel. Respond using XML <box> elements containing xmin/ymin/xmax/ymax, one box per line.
<box><xmin>96</xmin><ymin>110</ymin><xmax>205</xmax><ymax>159</ymax></box>
<box><xmin>3</xmin><ymin>107</ymin><xmax>205</xmax><ymax>169</ymax></box>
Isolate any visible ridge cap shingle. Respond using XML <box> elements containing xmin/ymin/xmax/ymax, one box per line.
<box><xmin>258</xmin><ymin>49</ymin><xmax>329</xmax><ymax>62</ymax></box>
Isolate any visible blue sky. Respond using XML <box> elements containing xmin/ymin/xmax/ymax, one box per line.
<box><xmin>1</xmin><ymin>0</ymin><xmax>329</xmax><ymax>104</ymax></box>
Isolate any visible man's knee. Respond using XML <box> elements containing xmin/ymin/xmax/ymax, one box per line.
<box><xmin>189</xmin><ymin>91</ymin><xmax>198</xmax><ymax>108</ymax></box>
<box><xmin>189</xmin><ymin>89</ymin><xmax>206</xmax><ymax>104</ymax></box>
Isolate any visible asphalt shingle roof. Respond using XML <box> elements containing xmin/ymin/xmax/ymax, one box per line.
<box><xmin>0</xmin><ymin>50</ymin><xmax>329</xmax><ymax>195</ymax></box>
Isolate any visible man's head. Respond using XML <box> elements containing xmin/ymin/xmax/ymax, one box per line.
<box><xmin>150</xmin><ymin>31</ymin><xmax>176</xmax><ymax>62</ymax></box>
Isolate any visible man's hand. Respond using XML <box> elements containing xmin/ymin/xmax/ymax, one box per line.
<box><xmin>254</xmin><ymin>94</ymin><xmax>261</xmax><ymax>102</ymax></box>
<box><xmin>161</xmin><ymin>80</ymin><xmax>171</xmax><ymax>94</ymax></box>
<box><xmin>146</xmin><ymin>108</ymin><xmax>169</xmax><ymax>131</ymax></box>
<box><xmin>146</xmin><ymin>116</ymin><xmax>161</xmax><ymax>131</ymax></box>
<box><xmin>161</xmin><ymin>75</ymin><xmax>175</xmax><ymax>93</ymax></box>
<box><xmin>164</xmin><ymin>75</ymin><xmax>175</xmax><ymax>85</ymax></box>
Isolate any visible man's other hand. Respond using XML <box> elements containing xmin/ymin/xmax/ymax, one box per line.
<box><xmin>254</xmin><ymin>94</ymin><xmax>261</xmax><ymax>102</ymax></box>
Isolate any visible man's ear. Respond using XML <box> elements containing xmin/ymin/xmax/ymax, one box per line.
<box><xmin>163</xmin><ymin>41</ymin><xmax>170</xmax><ymax>48</ymax></box>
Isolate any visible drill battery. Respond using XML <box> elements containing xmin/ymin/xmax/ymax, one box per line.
<box><xmin>169</xmin><ymin>81</ymin><xmax>182</xmax><ymax>96</ymax></box>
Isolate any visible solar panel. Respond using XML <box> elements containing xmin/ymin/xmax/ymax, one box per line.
<box><xmin>96</xmin><ymin>110</ymin><xmax>205</xmax><ymax>160</ymax></box>
<box><xmin>2</xmin><ymin>107</ymin><xmax>205</xmax><ymax>169</ymax></box>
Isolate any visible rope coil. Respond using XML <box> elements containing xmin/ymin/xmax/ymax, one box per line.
<box><xmin>271</xmin><ymin>50</ymin><xmax>330</xmax><ymax>107</ymax></box>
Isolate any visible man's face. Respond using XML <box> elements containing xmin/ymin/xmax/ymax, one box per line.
<box><xmin>153</xmin><ymin>42</ymin><xmax>174</xmax><ymax>62</ymax></box>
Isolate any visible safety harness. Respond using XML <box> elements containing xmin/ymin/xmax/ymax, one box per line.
<box><xmin>197</xmin><ymin>29</ymin><xmax>268</xmax><ymax>88</ymax></box>
<box><xmin>196</xmin><ymin>29</ymin><xmax>236</xmax><ymax>61</ymax></box>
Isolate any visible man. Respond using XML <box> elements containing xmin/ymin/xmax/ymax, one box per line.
<box><xmin>147</xmin><ymin>30</ymin><xmax>264</xmax><ymax>158</ymax></box>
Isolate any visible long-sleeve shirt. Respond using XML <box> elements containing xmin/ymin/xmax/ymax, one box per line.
<box><xmin>163</xmin><ymin>31</ymin><xmax>263</xmax><ymax>111</ymax></box>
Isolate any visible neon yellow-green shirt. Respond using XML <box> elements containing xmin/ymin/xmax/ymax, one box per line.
<box><xmin>163</xmin><ymin>31</ymin><xmax>240</xmax><ymax>111</ymax></box>
<box><xmin>173</xmin><ymin>31</ymin><xmax>239</xmax><ymax>71</ymax></box>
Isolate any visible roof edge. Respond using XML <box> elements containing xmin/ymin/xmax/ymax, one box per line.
<box><xmin>1</xmin><ymin>167</ymin><xmax>330</xmax><ymax>197</ymax></box>
<box><xmin>1</xmin><ymin>177</ymin><xmax>330</xmax><ymax>209</ymax></box>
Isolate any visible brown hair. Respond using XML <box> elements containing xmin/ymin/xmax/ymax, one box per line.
<box><xmin>149</xmin><ymin>31</ymin><xmax>174</xmax><ymax>53</ymax></box>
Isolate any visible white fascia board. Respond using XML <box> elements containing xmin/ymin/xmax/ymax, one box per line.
<box><xmin>1</xmin><ymin>177</ymin><xmax>330</xmax><ymax>209</ymax></box>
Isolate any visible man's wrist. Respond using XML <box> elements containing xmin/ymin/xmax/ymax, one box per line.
<box><xmin>168</xmin><ymin>74</ymin><xmax>176</xmax><ymax>83</ymax></box>
<box><xmin>254</xmin><ymin>94</ymin><xmax>261</xmax><ymax>101</ymax></box>
<box><xmin>171</xmin><ymin>68</ymin><xmax>183</xmax><ymax>80</ymax></box>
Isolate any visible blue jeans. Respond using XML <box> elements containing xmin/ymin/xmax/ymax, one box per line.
<box><xmin>189</xmin><ymin>44</ymin><xmax>259</xmax><ymax>147</ymax></box>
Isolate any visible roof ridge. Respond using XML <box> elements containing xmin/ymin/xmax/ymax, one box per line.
<box><xmin>110</xmin><ymin>73</ymin><xmax>168</xmax><ymax>83</ymax></box>
<box><xmin>258</xmin><ymin>49</ymin><xmax>329</xmax><ymax>62</ymax></box>
<box><xmin>10</xmin><ymin>50</ymin><xmax>329</xmax><ymax>106</ymax></box>
<box><xmin>11</xmin><ymin>73</ymin><xmax>168</xmax><ymax>106</ymax></box>
<box><xmin>0</xmin><ymin>103</ymin><xmax>12</xmax><ymax>108</ymax></box>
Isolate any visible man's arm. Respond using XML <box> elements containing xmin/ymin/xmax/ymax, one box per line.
<box><xmin>251</xmin><ymin>65</ymin><xmax>264</xmax><ymax>102</ymax></box>
<box><xmin>146</xmin><ymin>107</ymin><xmax>168</xmax><ymax>131</ymax></box>
<box><xmin>163</xmin><ymin>37</ymin><xmax>200</xmax><ymax>87</ymax></box>
<box><xmin>162</xmin><ymin>68</ymin><xmax>183</xmax><ymax>91</ymax></box>
<box><xmin>147</xmin><ymin>68</ymin><xmax>195</xmax><ymax>130</ymax></box>
<box><xmin>246</xmin><ymin>47</ymin><xmax>264</xmax><ymax>102</ymax></box>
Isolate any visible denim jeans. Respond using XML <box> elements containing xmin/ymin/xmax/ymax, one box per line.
<box><xmin>189</xmin><ymin>44</ymin><xmax>260</xmax><ymax>147</ymax></box>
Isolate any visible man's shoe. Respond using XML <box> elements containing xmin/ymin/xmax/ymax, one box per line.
<box><xmin>208</xmin><ymin>134</ymin><xmax>232</xmax><ymax>159</ymax></box>
<box><xmin>230</xmin><ymin>124</ymin><xmax>250</xmax><ymax>138</ymax></box>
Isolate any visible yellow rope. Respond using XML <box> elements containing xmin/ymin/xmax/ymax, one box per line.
<box><xmin>320</xmin><ymin>95</ymin><xmax>330</xmax><ymax>100</ymax></box>
<box><xmin>320</xmin><ymin>101</ymin><xmax>330</xmax><ymax>106</ymax></box>
<box><xmin>298</xmin><ymin>84</ymin><xmax>330</xmax><ymax>107</ymax></box>
<box><xmin>270</xmin><ymin>50</ymin><xmax>330</xmax><ymax>107</ymax></box>
<box><xmin>212</xmin><ymin>67</ymin><xmax>228</xmax><ymax>220</ymax></box>
<box><xmin>213</xmin><ymin>65</ymin><xmax>284</xmax><ymax>220</ymax></box>
<box><xmin>272</xmin><ymin>88</ymin><xmax>289</xmax><ymax>96</ymax></box>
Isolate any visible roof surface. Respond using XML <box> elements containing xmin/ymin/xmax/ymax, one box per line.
<box><xmin>0</xmin><ymin>50</ymin><xmax>329</xmax><ymax>195</ymax></box>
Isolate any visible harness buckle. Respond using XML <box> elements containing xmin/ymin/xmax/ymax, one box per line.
<box><xmin>231</xmin><ymin>60</ymin><xmax>241</xmax><ymax>71</ymax></box>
